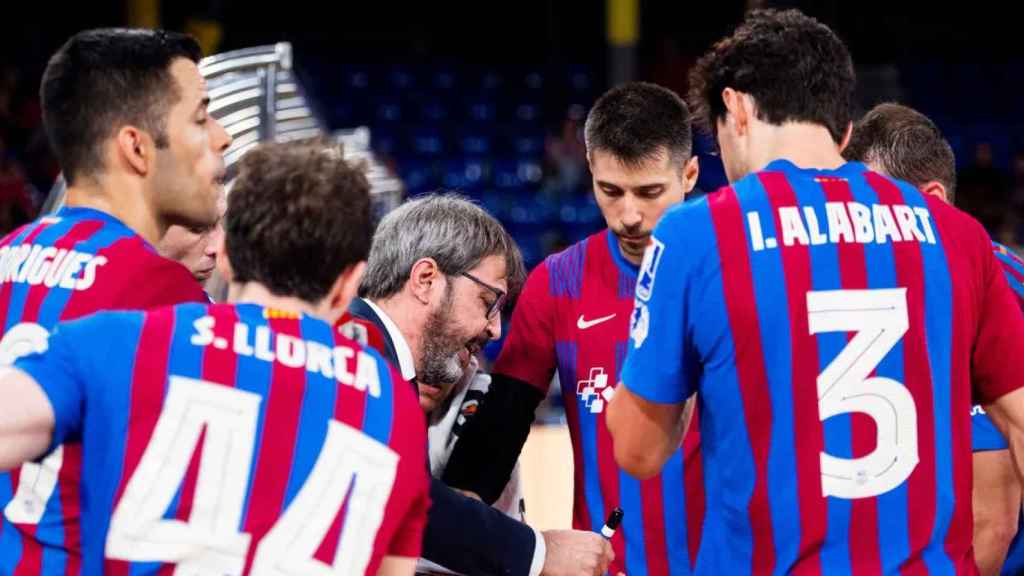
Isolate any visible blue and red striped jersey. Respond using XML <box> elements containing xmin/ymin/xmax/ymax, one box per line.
<box><xmin>495</xmin><ymin>229</ymin><xmax>704</xmax><ymax>576</ymax></box>
<box><xmin>10</xmin><ymin>302</ymin><xmax>429</xmax><ymax>575</ymax></box>
<box><xmin>971</xmin><ymin>242</ymin><xmax>1024</xmax><ymax>575</ymax></box>
<box><xmin>0</xmin><ymin>206</ymin><xmax>207</xmax><ymax>575</ymax></box>
<box><xmin>621</xmin><ymin>159</ymin><xmax>1024</xmax><ymax>574</ymax></box>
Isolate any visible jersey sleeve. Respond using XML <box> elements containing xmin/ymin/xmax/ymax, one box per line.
<box><xmin>971</xmin><ymin>230</ymin><xmax>1024</xmax><ymax>405</ymax></box>
<box><xmin>972</xmin><ymin>406</ymin><xmax>1009</xmax><ymax>452</ymax></box>
<box><xmin>620</xmin><ymin>205</ymin><xmax>699</xmax><ymax>404</ymax></box>
<box><xmin>384</xmin><ymin>363</ymin><xmax>431</xmax><ymax>558</ymax></box>
<box><xmin>12</xmin><ymin>316</ymin><xmax>102</xmax><ymax>450</ymax></box>
<box><xmin>492</xmin><ymin>262</ymin><xmax>557</xmax><ymax>392</ymax></box>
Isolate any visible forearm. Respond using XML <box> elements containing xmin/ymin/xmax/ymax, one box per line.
<box><xmin>607</xmin><ymin>384</ymin><xmax>689</xmax><ymax>479</ymax></box>
<box><xmin>973</xmin><ymin>450</ymin><xmax>1021</xmax><ymax>575</ymax></box>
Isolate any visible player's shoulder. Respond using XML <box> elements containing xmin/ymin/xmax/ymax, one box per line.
<box><xmin>993</xmin><ymin>241</ymin><xmax>1024</xmax><ymax>273</ymax></box>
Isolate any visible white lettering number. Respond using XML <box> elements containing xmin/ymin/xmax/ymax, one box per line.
<box><xmin>106</xmin><ymin>376</ymin><xmax>398</xmax><ymax>574</ymax></box>
<box><xmin>807</xmin><ymin>288</ymin><xmax>918</xmax><ymax>499</ymax></box>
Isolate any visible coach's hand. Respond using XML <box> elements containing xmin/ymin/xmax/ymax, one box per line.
<box><xmin>540</xmin><ymin>530</ymin><xmax>614</xmax><ymax>576</ymax></box>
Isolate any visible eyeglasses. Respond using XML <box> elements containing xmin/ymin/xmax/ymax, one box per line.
<box><xmin>461</xmin><ymin>271</ymin><xmax>507</xmax><ymax>320</ymax></box>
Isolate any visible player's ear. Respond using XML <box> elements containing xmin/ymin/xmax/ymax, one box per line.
<box><xmin>115</xmin><ymin>125</ymin><xmax>152</xmax><ymax>177</ymax></box>
<box><xmin>838</xmin><ymin>122</ymin><xmax>854</xmax><ymax>153</ymax></box>
<box><xmin>721</xmin><ymin>88</ymin><xmax>749</xmax><ymax>138</ymax></box>
<box><xmin>919</xmin><ymin>180</ymin><xmax>949</xmax><ymax>203</ymax></box>
<box><xmin>323</xmin><ymin>261</ymin><xmax>366</xmax><ymax>321</ymax></box>
<box><xmin>681</xmin><ymin>155</ymin><xmax>700</xmax><ymax>195</ymax></box>
<box><xmin>408</xmin><ymin>257</ymin><xmax>443</xmax><ymax>306</ymax></box>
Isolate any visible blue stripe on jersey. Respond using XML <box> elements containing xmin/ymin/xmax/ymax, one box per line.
<box><xmin>3</xmin><ymin>217</ymin><xmax>76</xmax><ymax>332</ymax></box>
<box><xmin>683</xmin><ymin>198</ymin><xmax>755</xmax><ymax>574</ymax></box>
<box><xmin>558</xmin><ymin>340</ymin><xmax>605</xmax><ymax>532</ymax></box>
<box><xmin>548</xmin><ymin>240</ymin><xmax>587</xmax><ymax>299</ymax></box>
<box><xmin>36</xmin><ymin>220</ymin><xmax>134</xmax><ymax>327</ymax></box>
<box><xmin>660</xmin><ymin>448</ymin><xmax>691</xmax><ymax>576</ymax></box>
<box><xmin>282</xmin><ymin>316</ymin><xmax>338</xmax><ymax>506</ymax></box>
<box><xmin>1002</xmin><ymin>270</ymin><xmax>1024</xmax><ymax>299</ymax></box>
<box><xmin>995</xmin><ymin>243</ymin><xmax>1024</xmax><ymax>279</ymax></box>
<box><xmin>234</xmin><ymin>304</ymin><xmax>274</xmax><ymax>527</ymax></box>
<box><xmin>618</xmin><ymin>471</ymin><xmax>646</xmax><ymax>575</ymax></box>
<box><xmin>787</xmin><ymin>173</ymin><xmax>853</xmax><ymax>576</ymax></box>
<box><xmin>361</xmin><ymin>347</ymin><xmax>394</xmax><ymax>446</ymax></box>
<box><xmin>735</xmin><ymin>175</ymin><xmax>803</xmax><ymax>571</ymax></box>
<box><xmin>847</xmin><ymin>172</ymin><xmax>911</xmax><ymax>573</ymax></box>
<box><xmin>614</xmin><ymin>339</ymin><xmax>647</xmax><ymax>575</ymax></box>
<box><xmin>80</xmin><ymin>311</ymin><xmax>147</xmax><ymax>576</ymax></box>
<box><xmin>900</xmin><ymin>181</ymin><xmax>957</xmax><ymax>573</ymax></box>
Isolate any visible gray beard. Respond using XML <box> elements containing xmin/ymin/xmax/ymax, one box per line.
<box><xmin>420</xmin><ymin>293</ymin><xmax>464</xmax><ymax>388</ymax></box>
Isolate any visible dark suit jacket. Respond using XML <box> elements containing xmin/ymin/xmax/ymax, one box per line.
<box><xmin>348</xmin><ymin>298</ymin><xmax>539</xmax><ymax>576</ymax></box>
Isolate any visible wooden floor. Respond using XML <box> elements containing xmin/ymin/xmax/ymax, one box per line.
<box><xmin>518</xmin><ymin>424</ymin><xmax>574</xmax><ymax>531</ymax></box>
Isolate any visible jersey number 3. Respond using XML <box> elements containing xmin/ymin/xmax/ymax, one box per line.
<box><xmin>106</xmin><ymin>376</ymin><xmax>399</xmax><ymax>575</ymax></box>
<box><xmin>808</xmin><ymin>288</ymin><xmax>919</xmax><ymax>500</ymax></box>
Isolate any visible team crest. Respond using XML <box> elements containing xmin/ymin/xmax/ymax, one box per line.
<box><xmin>635</xmin><ymin>237</ymin><xmax>665</xmax><ymax>302</ymax></box>
<box><xmin>577</xmin><ymin>367</ymin><xmax>615</xmax><ymax>414</ymax></box>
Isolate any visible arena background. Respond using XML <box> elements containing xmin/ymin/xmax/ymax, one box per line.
<box><xmin>2</xmin><ymin>0</ymin><xmax>1022</xmax><ymax>530</ymax></box>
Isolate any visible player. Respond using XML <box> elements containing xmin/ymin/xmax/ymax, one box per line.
<box><xmin>843</xmin><ymin>102</ymin><xmax>1024</xmax><ymax>575</ymax></box>
<box><xmin>157</xmin><ymin>194</ymin><xmax>225</xmax><ymax>283</ymax></box>
<box><xmin>0</xmin><ymin>28</ymin><xmax>229</xmax><ymax>574</ymax></box>
<box><xmin>444</xmin><ymin>82</ymin><xmax>703</xmax><ymax>575</ymax></box>
<box><xmin>0</xmin><ymin>140</ymin><xmax>429</xmax><ymax>575</ymax></box>
<box><xmin>607</xmin><ymin>9</ymin><xmax>1024</xmax><ymax>574</ymax></box>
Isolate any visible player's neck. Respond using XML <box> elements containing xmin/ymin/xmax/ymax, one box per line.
<box><xmin>228</xmin><ymin>281</ymin><xmax>322</xmax><ymax>318</ymax></box>
<box><xmin>749</xmin><ymin>122</ymin><xmax>846</xmax><ymax>174</ymax></box>
<box><xmin>63</xmin><ymin>174</ymin><xmax>166</xmax><ymax>246</ymax></box>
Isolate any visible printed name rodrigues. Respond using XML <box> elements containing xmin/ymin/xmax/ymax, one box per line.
<box><xmin>0</xmin><ymin>244</ymin><xmax>107</xmax><ymax>291</ymax></box>
<box><xmin>745</xmin><ymin>202</ymin><xmax>937</xmax><ymax>252</ymax></box>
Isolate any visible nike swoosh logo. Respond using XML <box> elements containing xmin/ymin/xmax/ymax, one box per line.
<box><xmin>577</xmin><ymin>314</ymin><xmax>616</xmax><ymax>330</ymax></box>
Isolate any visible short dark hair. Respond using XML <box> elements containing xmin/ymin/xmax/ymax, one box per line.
<box><xmin>225</xmin><ymin>141</ymin><xmax>373</xmax><ymax>302</ymax></box>
<box><xmin>843</xmin><ymin>103</ymin><xmax>957</xmax><ymax>200</ymax></box>
<box><xmin>688</xmin><ymin>9</ymin><xmax>855</xmax><ymax>145</ymax></box>
<box><xmin>40</xmin><ymin>28</ymin><xmax>202</xmax><ymax>185</ymax></box>
<box><xmin>584</xmin><ymin>81</ymin><xmax>693</xmax><ymax>168</ymax></box>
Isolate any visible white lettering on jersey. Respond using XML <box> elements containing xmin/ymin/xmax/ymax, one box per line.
<box><xmin>191</xmin><ymin>316</ymin><xmax>381</xmax><ymax>398</ymax></box>
<box><xmin>0</xmin><ymin>244</ymin><xmax>107</xmax><ymax>291</ymax></box>
<box><xmin>748</xmin><ymin>202</ymin><xmax>938</xmax><ymax>252</ymax></box>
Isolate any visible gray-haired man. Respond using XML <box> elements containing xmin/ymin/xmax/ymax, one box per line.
<box><xmin>350</xmin><ymin>193</ymin><xmax>615</xmax><ymax>576</ymax></box>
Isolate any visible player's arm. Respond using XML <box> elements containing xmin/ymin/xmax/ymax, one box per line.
<box><xmin>443</xmin><ymin>263</ymin><xmax>555</xmax><ymax>504</ymax></box>
<box><xmin>608</xmin><ymin>389</ymin><xmax>693</xmax><ymax>480</ymax></box>
<box><xmin>375</xmin><ymin>556</ymin><xmax>416</xmax><ymax>576</ymax></box>
<box><xmin>0</xmin><ymin>367</ymin><xmax>55</xmax><ymax>469</ymax></box>
<box><xmin>608</xmin><ymin>208</ymin><xmax>698</xmax><ymax>479</ymax></box>
<box><xmin>973</xmin><ymin>448</ymin><xmax>1020</xmax><ymax>575</ymax></box>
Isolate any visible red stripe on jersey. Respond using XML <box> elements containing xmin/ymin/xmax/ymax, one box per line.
<box><xmin>313</xmin><ymin>474</ymin><xmax>352</xmax><ymax>565</ymax></box>
<box><xmin>331</xmin><ymin>329</ymin><xmax>368</xmax><ymax>434</ymax></box>
<box><xmin>156</xmin><ymin>427</ymin><xmax>208</xmax><ymax>576</ymax></box>
<box><xmin>708</xmin><ymin>186</ymin><xmax>777</xmax><ymax>574</ymax></box>
<box><xmin>241</xmin><ymin>317</ymin><xmax>307</xmax><ymax>574</ymax></box>
<box><xmin>819</xmin><ymin>179</ymin><xmax>883</xmax><ymax>575</ymax></box>
<box><xmin>867</xmin><ymin>175</ymin><xmax>940</xmax><ymax>574</ymax></box>
<box><xmin>684</xmin><ymin>409</ymin><xmax>705</xmax><ymax>570</ymax></box>
<box><xmin>595</xmin><ymin>392</ymin><xmax>624</xmax><ymax>571</ymax></box>
<box><xmin>21</xmin><ymin>220</ymin><xmax>104</xmax><ymax>323</ymax></box>
<box><xmin>639</xmin><ymin>478</ymin><xmax>670</xmax><ymax>576</ymax></box>
<box><xmin>104</xmin><ymin>308</ymin><xmax>176</xmax><ymax>575</ymax></box>
<box><xmin>761</xmin><ymin>172</ymin><xmax>825</xmax><ymax>576</ymax></box>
